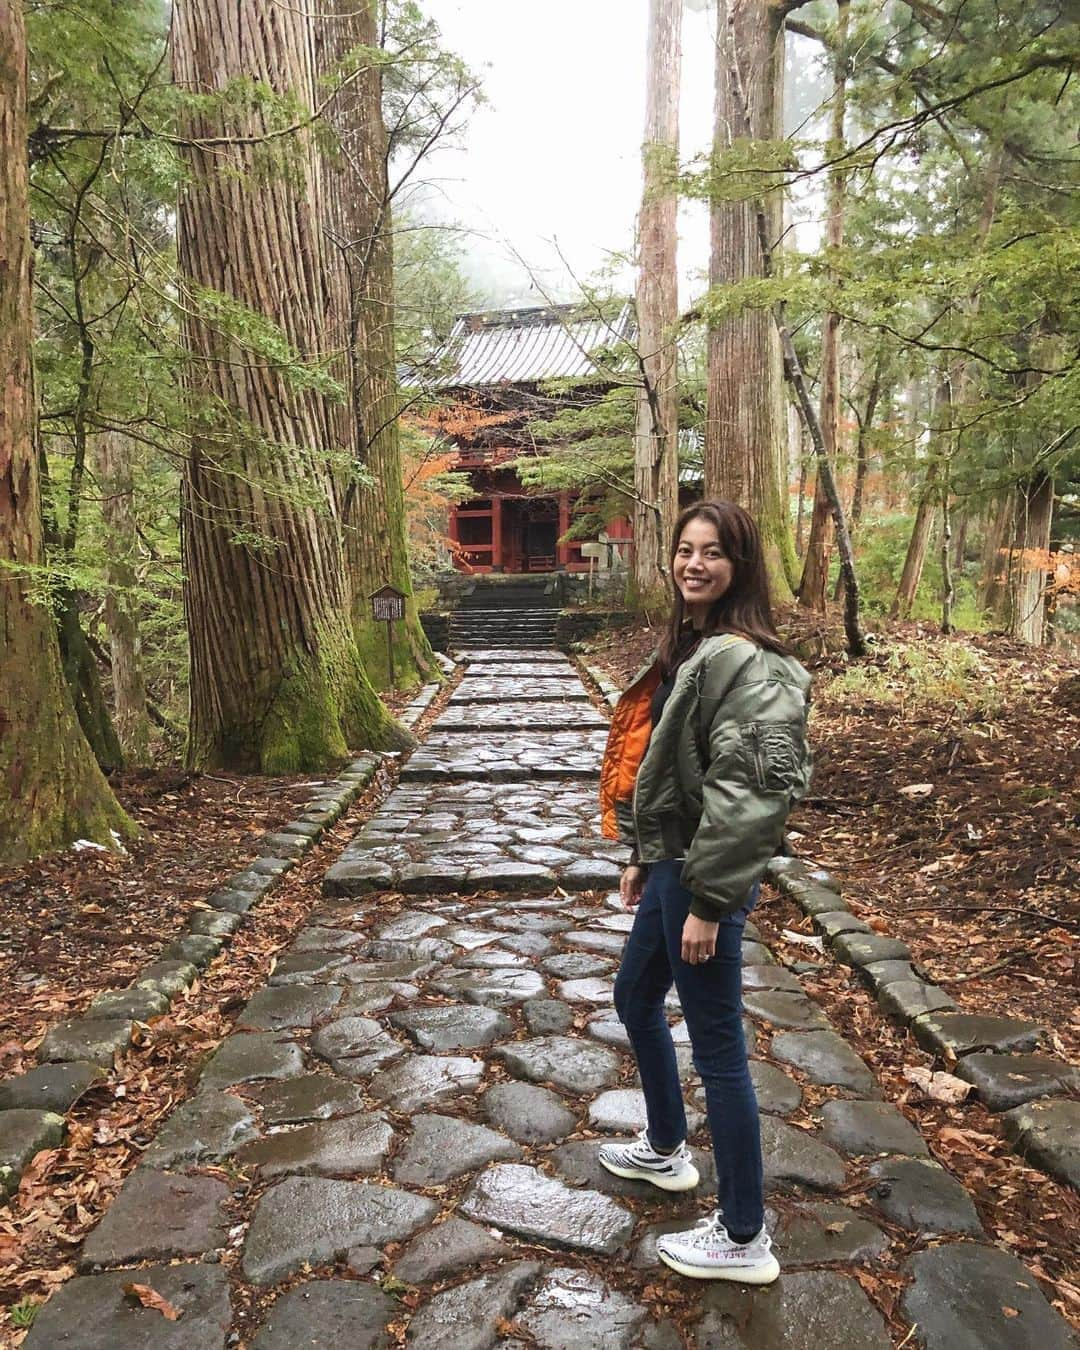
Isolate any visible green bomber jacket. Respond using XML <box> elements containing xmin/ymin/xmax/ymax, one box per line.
<box><xmin>601</xmin><ymin>633</ymin><xmax>813</xmax><ymax>920</ymax></box>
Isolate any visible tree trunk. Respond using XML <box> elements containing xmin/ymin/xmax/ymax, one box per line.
<box><xmin>891</xmin><ymin>379</ymin><xmax>946</xmax><ymax>622</ymax></box>
<box><xmin>851</xmin><ymin>356</ymin><xmax>883</xmax><ymax>527</ymax></box>
<box><xmin>705</xmin><ymin>0</ymin><xmax>796</xmax><ymax>598</ymax></box>
<box><xmin>174</xmin><ymin>0</ymin><xmax>408</xmax><ymax>772</ymax></box>
<box><xmin>317</xmin><ymin>3</ymin><xmax>434</xmax><ymax>688</ymax></box>
<box><xmin>93</xmin><ymin>432</ymin><xmax>152</xmax><ymax>763</ymax></box>
<box><xmin>633</xmin><ymin>0</ymin><xmax>682</xmax><ymax>596</ymax></box>
<box><xmin>978</xmin><ymin>491</ymin><xmax>1013</xmax><ymax>622</ymax></box>
<box><xmin>1005</xmin><ymin>473</ymin><xmax>1053</xmax><ymax>645</ymax></box>
<box><xmin>798</xmin><ymin>0</ymin><xmax>848</xmax><ymax>612</ymax></box>
<box><xmin>0</xmin><ymin>0</ymin><xmax>130</xmax><ymax>862</ymax></box>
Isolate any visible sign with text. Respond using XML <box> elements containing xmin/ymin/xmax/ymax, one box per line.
<box><xmin>370</xmin><ymin>584</ymin><xmax>406</xmax><ymax>623</ymax></box>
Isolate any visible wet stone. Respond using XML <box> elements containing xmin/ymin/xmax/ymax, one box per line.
<box><xmin>557</xmin><ymin>977</ymin><xmax>614</xmax><ymax>1005</ymax></box>
<box><xmin>78</xmin><ymin>1168</ymin><xmax>228</xmax><ymax>1270</ymax></box>
<box><xmin>394</xmin><ymin>1215</ymin><xmax>510</xmax><ymax>1285</ymax></box>
<box><xmin>134</xmin><ymin>960</ymin><xmax>198</xmax><ymax>998</ymax></box>
<box><xmin>774</xmin><ymin>1202</ymin><xmax>889</xmax><ymax>1265</ymax></box>
<box><xmin>237</xmin><ymin>1112</ymin><xmax>394</xmax><ymax>1178</ymax></box>
<box><xmin>268</xmin><ymin>949</ymin><xmax>351</xmax><ymax>985</ymax></box>
<box><xmin>450</xmin><ymin>677</ymin><xmax>588</xmax><ymax>704</ymax></box>
<box><xmin>337</xmin><ymin>982</ymin><xmax>417</xmax><ymax>1015</ymax></box>
<box><xmin>461</xmin><ymin>1162</ymin><xmax>634</xmax><ymax>1255</ymax></box>
<box><xmin>207</xmin><ymin>887</ymin><xmax>261</xmax><ymax>914</ymax></box>
<box><xmin>389</xmin><ymin>1005</ymin><xmax>511</xmax><ymax>1052</ymax></box>
<box><xmin>188</xmin><ymin>909</ymin><xmax>242</xmax><ymax>938</ymax></box>
<box><xmin>21</xmin><ymin>1262</ymin><xmax>231</xmax><ymax>1350</ymax></box>
<box><xmin>243</xmin><ymin>1176</ymin><xmax>438</xmax><ymax>1284</ymax></box>
<box><xmin>143</xmin><ymin>1090</ymin><xmax>257</xmax><ymax>1168</ymax></box>
<box><xmin>751</xmin><ymin>1061</ymin><xmax>802</xmax><ymax>1115</ymax></box>
<box><xmin>500</xmin><ymin>932</ymin><xmax>555</xmax><ymax>957</ymax></box>
<box><xmin>0</xmin><ymin>1109</ymin><xmax>65</xmax><ymax>1195</ymax></box>
<box><xmin>858</xmin><ymin>959</ymin><xmax>918</xmax><ymax>989</ymax></box>
<box><xmin>452</xmin><ymin>948</ymin><xmax>527</xmax><ymax>969</ymax></box>
<box><xmin>866</xmin><ymin>1157</ymin><xmax>982</xmax><ymax>1235</ymax></box>
<box><xmin>369</xmin><ymin>1055</ymin><xmax>484</xmax><ymax>1112</ymax></box>
<box><xmin>0</xmin><ymin>1062</ymin><xmax>103</xmax><ymax>1113</ymax></box>
<box><xmin>38</xmin><ymin>1017</ymin><xmax>133</xmax><ymax>1067</ymax></box>
<box><xmin>310</xmin><ymin>1017</ymin><xmax>403</xmax><ymax>1077</ymax></box>
<box><xmin>741</xmin><ymin>965</ymin><xmax>804</xmax><ymax>993</ymax></box>
<box><xmin>813</xmin><ymin>912</ymin><xmax>871</xmax><ymax>940</ymax></box>
<box><xmin>519</xmin><ymin>1266</ymin><xmax>647</xmax><ymax>1349</ymax></box>
<box><xmin>404</xmin><ymin>1262</ymin><xmax>543</xmax><ymax>1350</ymax></box>
<box><xmin>199</xmin><ymin>1032</ymin><xmax>304</xmax><ymax>1090</ymax></box>
<box><xmin>523</xmin><ymin>999</ymin><xmax>573</xmax><ymax>1035</ymax></box>
<box><xmin>495</xmin><ymin>1036</ymin><xmax>621</xmax><ymax>1094</ymax></box>
<box><xmin>912</xmin><ymin>1011</ymin><xmax>1043</xmax><ymax>1058</ymax></box>
<box><xmin>249</xmin><ymin>1073</ymin><xmax>366</xmax><ymax>1125</ymax></box>
<box><xmin>956</xmin><ymin>1053</ymin><xmax>1080</xmax><ymax>1112</ymax></box>
<box><xmin>831</xmin><ymin>932</ymin><xmax>913</xmax><ymax>968</ymax></box>
<box><xmin>250</xmin><ymin>1280</ymin><xmax>396</xmax><ymax>1350</ymax></box>
<box><xmin>563</xmin><ymin>930</ymin><xmax>626</xmax><ymax>957</ymax></box>
<box><xmin>878</xmin><ymin>980</ymin><xmax>957</xmax><ymax>1024</ymax></box>
<box><xmin>586</xmin><ymin>1013</ymin><xmax>631</xmax><ymax>1049</ymax></box>
<box><xmin>323</xmin><ymin>857</ymin><xmax>395</xmax><ymax>895</ymax></box>
<box><xmin>741</xmin><ymin>941</ymin><xmax>777</xmax><ymax>966</ymax></box>
<box><xmin>761</xmin><ymin>1116</ymin><xmax>846</xmax><ymax>1191</ymax></box>
<box><xmin>770</xmin><ymin>1031</ymin><xmax>878</xmax><ymax>1095</ymax></box>
<box><xmin>376</xmin><ymin>911</ymin><xmax>447</xmax><ymax>941</ymax></box>
<box><xmin>697</xmin><ymin>1269</ymin><xmax>892</xmax><ymax>1349</ymax></box>
<box><xmin>820</xmin><ymin>1099</ymin><xmax>928</xmax><ymax>1157</ymax></box>
<box><xmin>902</xmin><ymin>1243</ymin><xmax>1074</xmax><ymax>1350</ymax></box>
<box><xmin>588</xmin><ymin>1088</ymin><xmax>703</xmax><ymax>1136</ymax></box>
<box><xmin>482</xmin><ymin>1081</ymin><xmax>578</xmax><ymax>1145</ymax></box>
<box><xmin>393</xmin><ymin>1113</ymin><xmax>520</xmax><ymax>1184</ymax></box>
<box><xmin>742</xmin><ymin>990</ymin><xmax>830</xmax><ymax>1031</ymax></box>
<box><xmin>1001</xmin><ymin>1098</ymin><xmax>1080</xmax><ymax>1188</ymax></box>
<box><xmin>238</xmin><ymin>984</ymin><xmax>342</xmax><ymax>1030</ymax></box>
<box><xmin>289</xmin><ymin>925</ymin><xmax>366</xmax><ymax>952</ymax></box>
<box><xmin>160</xmin><ymin>934</ymin><xmax>224</xmax><ymax>969</ymax></box>
<box><xmin>432</xmin><ymin>968</ymin><xmax>546</xmax><ymax>1007</ymax></box>
<box><xmin>467</xmin><ymin>861</ymin><xmax>559</xmax><ymax>890</ymax></box>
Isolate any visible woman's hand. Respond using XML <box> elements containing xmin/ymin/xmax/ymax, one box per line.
<box><xmin>619</xmin><ymin>864</ymin><xmax>647</xmax><ymax>911</ymax></box>
<box><xmin>682</xmin><ymin>914</ymin><xmax>720</xmax><ymax>965</ymax></box>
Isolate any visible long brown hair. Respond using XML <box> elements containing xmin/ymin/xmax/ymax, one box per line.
<box><xmin>658</xmin><ymin>499</ymin><xmax>790</xmax><ymax>673</ymax></box>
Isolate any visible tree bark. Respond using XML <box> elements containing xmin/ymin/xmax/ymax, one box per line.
<box><xmin>0</xmin><ymin>0</ymin><xmax>130</xmax><ymax>862</ymax></box>
<box><xmin>174</xmin><ymin>0</ymin><xmax>409</xmax><ymax>772</ymax></box>
<box><xmin>705</xmin><ymin>0</ymin><xmax>796</xmax><ymax>598</ymax></box>
<box><xmin>633</xmin><ymin>0</ymin><xmax>682</xmax><ymax>597</ymax></box>
<box><xmin>978</xmin><ymin>490</ymin><xmax>1013</xmax><ymax>622</ymax></box>
<box><xmin>1005</xmin><ymin>473</ymin><xmax>1053</xmax><ymax>645</ymax></box>
<box><xmin>93</xmin><ymin>432</ymin><xmax>152</xmax><ymax>763</ymax></box>
<box><xmin>317</xmin><ymin>3</ymin><xmax>434</xmax><ymax>687</ymax></box>
<box><xmin>798</xmin><ymin>0</ymin><xmax>848</xmax><ymax>612</ymax></box>
<box><xmin>891</xmin><ymin>381</ymin><xmax>947</xmax><ymax>621</ymax></box>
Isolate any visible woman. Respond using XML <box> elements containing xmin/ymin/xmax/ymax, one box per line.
<box><xmin>597</xmin><ymin>499</ymin><xmax>811</xmax><ymax>1284</ymax></box>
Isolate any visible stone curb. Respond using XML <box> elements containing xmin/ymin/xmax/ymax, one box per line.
<box><xmin>0</xmin><ymin>754</ymin><xmax>385</xmax><ymax>1199</ymax></box>
<box><xmin>399</xmin><ymin>683</ymin><xmax>442</xmax><ymax>730</ymax></box>
<box><xmin>766</xmin><ymin>855</ymin><xmax>1080</xmax><ymax>1192</ymax></box>
<box><xmin>580</xmin><ymin>660</ymin><xmax>621</xmax><ymax>709</ymax></box>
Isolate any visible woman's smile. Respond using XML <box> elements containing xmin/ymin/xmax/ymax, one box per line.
<box><xmin>673</xmin><ymin>519</ymin><xmax>733</xmax><ymax>622</ymax></box>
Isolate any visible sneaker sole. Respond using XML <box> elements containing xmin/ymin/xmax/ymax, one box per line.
<box><xmin>656</xmin><ymin>1248</ymin><xmax>781</xmax><ymax>1284</ymax></box>
<box><xmin>598</xmin><ymin>1156</ymin><xmax>700</xmax><ymax>1193</ymax></box>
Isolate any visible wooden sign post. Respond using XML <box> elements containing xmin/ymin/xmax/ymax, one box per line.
<box><xmin>370</xmin><ymin>584</ymin><xmax>406</xmax><ymax>685</ymax></box>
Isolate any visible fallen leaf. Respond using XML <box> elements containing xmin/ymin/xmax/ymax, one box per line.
<box><xmin>1002</xmin><ymin>1307</ymin><xmax>1019</xmax><ymax>1318</ymax></box>
<box><xmin>123</xmin><ymin>1283</ymin><xmax>183</xmax><ymax>1320</ymax></box>
<box><xmin>902</xmin><ymin>1065</ymin><xmax>972</xmax><ymax>1104</ymax></box>
<box><xmin>898</xmin><ymin>783</ymin><xmax>934</xmax><ymax>797</ymax></box>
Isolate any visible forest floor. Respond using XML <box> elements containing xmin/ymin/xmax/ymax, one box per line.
<box><xmin>581</xmin><ymin>608</ymin><xmax>1080</xmax><ymax>1325</ymax></box>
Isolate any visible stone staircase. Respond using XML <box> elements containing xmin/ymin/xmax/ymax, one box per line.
<box><xmin>449</xmin><ymin>575</ymin><xmax>563</xmax><ymax>649</ymax></box>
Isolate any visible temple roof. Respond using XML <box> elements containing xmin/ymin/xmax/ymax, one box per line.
<box><xmin>409</xmin><ymin>302</ymin><xmax>636</xmax><ymax>390</ymax></box>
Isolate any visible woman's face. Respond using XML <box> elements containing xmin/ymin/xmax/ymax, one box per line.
<box><xmin>673</xmin><ymin>517</ymin><xmax>733</xmax><ymax>623</ymax></box>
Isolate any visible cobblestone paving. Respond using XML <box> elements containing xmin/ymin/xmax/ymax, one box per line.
<box><xmin>32</xmin><ymin>650</ymin><xmax>1075</xmax><ymax>1348</ymax></box>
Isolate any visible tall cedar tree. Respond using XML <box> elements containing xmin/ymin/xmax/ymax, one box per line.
<box><xmin>174</xmin><ymin>0</ymin><xmax>408</xmax><ymax>772</ymax></box>
<box><xmin>706</xmin><ymin>0</ymin><xmax>798</xmax><ymax>599</ymax></box>
<box><xmin>317</xmin><ymin>2</ymin><xmax>434</xmax><ymax>688</ymax></box>
<box><xmin>0</xmin><ymin>0</ymin><xmax>131</xmax><ymax>862</ymax></box>
<box><xmin>633</xmin><ymin>0</ymin><xmax>682</xmax><ymax>593</ymax></box>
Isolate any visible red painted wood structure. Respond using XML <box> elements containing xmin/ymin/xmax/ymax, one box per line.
<box><xmin>413</xmin><ymin>304</ymin><xmax>636</xmax><ymax>574</ymax></box>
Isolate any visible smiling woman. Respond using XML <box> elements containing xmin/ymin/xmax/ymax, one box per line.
<box><xmin>598</xmin><ymin>497</ymin><xmax>812</xmax><ymax>1284</ymax></box>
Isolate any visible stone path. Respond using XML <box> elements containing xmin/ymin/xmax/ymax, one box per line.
<box><xmin>26</xmin><ymin>650</ymin><xmax>1075</xmax><ymax>1348</ymax></box>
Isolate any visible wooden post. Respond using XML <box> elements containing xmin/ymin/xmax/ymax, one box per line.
<box><xmin>491</xmin><ymin>495</ymin><xmax>503</xmax><ymax>572</ymax></box>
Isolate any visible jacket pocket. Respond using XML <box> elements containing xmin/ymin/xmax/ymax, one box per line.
<box><xmin>740</xmin><ymin>722</ymin><xmax>805</xmax><ymax>792</ymax></box>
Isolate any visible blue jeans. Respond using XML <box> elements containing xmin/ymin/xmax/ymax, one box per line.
<box><xmin>613</xmin><ymin>859</ymin><xmax>764</xmax><ymax>1238</ymax></box>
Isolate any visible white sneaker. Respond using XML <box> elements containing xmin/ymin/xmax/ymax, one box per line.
<box><xmin>656</xmin><ymin>1213</ymin><xmax>780</xmax><ymax>1283</ymax></box>
<box><xmin>598</xmin><ymin>1129</ymin><xmax>700</xmax><ymax>1192</ymax></box>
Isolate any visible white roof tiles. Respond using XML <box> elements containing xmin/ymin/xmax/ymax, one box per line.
<box><xmin>413</xmin><ymin>302</ymin><xmax>635</xmax><ymax>389</ymax></box>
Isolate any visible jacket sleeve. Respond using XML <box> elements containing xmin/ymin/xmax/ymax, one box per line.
<box><xmin>680</xmin><ymin>661</ymin><xmax>811</xmax><ymax>921</ymax></box>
